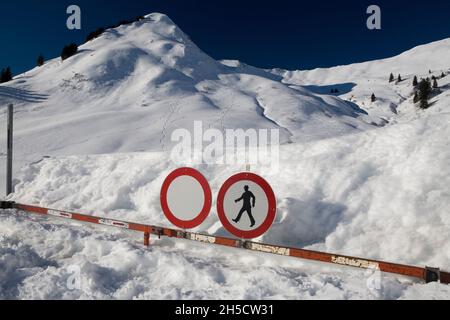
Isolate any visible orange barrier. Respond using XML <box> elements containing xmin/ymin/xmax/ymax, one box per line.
<box><xmin>1</xmin><ymin>201</ymin><xmax>448</xmax><ymax>284</ymax></box>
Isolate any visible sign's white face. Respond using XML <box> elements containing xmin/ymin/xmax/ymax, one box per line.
<box><xmin>222</xmin><ymin>180</ymin><xmax>269</xmax><ymax>231</ymax></box>
<box><xmin>167</xmin><ymin>175</ymin><xmax>205</xmax><ymax>221</ymax></box>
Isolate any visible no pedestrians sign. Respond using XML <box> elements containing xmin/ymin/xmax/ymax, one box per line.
<box><xmin>217</xmin><ymin>172</ymin><xmax>276</xmax><ymax>239</ymax></box>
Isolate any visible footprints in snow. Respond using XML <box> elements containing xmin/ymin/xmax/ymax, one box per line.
<box><xmin>160</xmin><ymin>102</ymin><xmax>182</xmax><ymax>151</ymax></box>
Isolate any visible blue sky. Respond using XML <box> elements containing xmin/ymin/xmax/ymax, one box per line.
<box><xmin>1</xmin><ymin>0</ymin><xmax>450</xmax><ymax>75</ymax></box>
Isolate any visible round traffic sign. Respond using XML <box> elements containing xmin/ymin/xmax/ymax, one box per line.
<box><xmin>161</xmin><ymin>167</ymin><xmax>212</xmax><ymax>229</ymax></box>
<box><xmin>217</xmin><ymin>172</ymin><xmax>276</xmax><ymax>239</ymax></box>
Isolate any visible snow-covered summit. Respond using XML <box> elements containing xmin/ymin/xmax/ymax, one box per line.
<box><xmin>0</xmin><ymin>12</ymin><xmax>377</xmax><ymax>165</ymax></box>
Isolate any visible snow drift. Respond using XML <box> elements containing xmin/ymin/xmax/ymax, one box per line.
<box><xmin>10</xmin><ymin>111</ymin><xmax>450</xmax><ymax>268</ymax></box>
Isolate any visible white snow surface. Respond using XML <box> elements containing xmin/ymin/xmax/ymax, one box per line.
<box><xmin>1</xmin><ymin>13</ymin><xmax>450</xmax><ymax>299</ymax></box>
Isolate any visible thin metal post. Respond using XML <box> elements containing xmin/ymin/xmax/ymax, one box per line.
<box><xmin>6</xmin><ymin>104</ymin><xmax>13</xmax><ymax>195</ymax></box>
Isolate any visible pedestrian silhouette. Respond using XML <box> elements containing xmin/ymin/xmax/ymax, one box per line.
<box><xmin>233</xmin><ymin>185</ymin><xmax>256</xmax><ymax>227</ymax></box>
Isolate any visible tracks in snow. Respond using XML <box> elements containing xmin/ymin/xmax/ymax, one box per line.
<box><xmin>160</xmin><ymin>101</ymin><xmax>182</xmax><ymax>151</ymax></box>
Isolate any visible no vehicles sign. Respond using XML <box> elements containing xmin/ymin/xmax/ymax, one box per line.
<box><xmin>160</xmin><ymin>167</ymin><xmax>212</xmax><ymax>229</ymax></box>
<box><xmin>217</xmin><ymin>172</ymin><xmax>276</xmax><ymax>239</ymax></box>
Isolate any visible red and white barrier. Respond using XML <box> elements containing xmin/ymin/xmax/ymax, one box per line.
<box><xmin>1</xmin><ymin>201</ymin><xmax>448</xmax><ymax>285</ymax></box>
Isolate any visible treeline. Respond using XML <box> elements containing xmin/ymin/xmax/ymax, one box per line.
<box><xmin>85</xmin><ymin>15</ymin><xmax>145</xmax><ymax>42</ymax></box>
<box><xmin>385</xmin><ymin>71</ymin><xmax>447</xmax><ymax>109</ymax></box>
<box><xmin>411</xmin><ymin>72</ymin><xmax>445</xmax><ymax>109</ymax></box>
<box><xmin>413</xmin><ymin>77</ymin><xmax>439</xmax><ymax>109</ymax></box>
<box><xmin>0</xmin><ymin>14</ymin><xmax>148</xmax><ymax>84</ymax></box>
<box><xmin>367</xmin><ymin>70</ymin><xmax>447</xmax><ymax>107</ymax></box>
<box><xmin>0</xmin><ymin>67</ymin><xmax>13</xmax><ymax>83</ymax></box>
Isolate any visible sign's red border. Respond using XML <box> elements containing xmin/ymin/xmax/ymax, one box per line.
<box><xmin>217</xmin><ymin>172</ymin><xmax>276</xmax><ymax>239</ymax></box>
<box><xmin>161</xmin><ymin>167</ymin><xmax>212</xmax><ymax>229</ymax></box>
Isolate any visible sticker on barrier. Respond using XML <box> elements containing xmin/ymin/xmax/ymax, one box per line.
<box><xmin>160</xmin><ymin>167</ymin><xmax>212</xmax><ymax>229</ymax></box>
<box><xmin>217</xmin><ymin>172</ymin><xmax>276</xmax><ymax>239</ymax></box>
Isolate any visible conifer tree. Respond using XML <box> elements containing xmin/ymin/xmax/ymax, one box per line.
<box><xmin>0</xmin><ymin>67</ymin><xmax>13</xmax><ymax>83</ymax></box>
<box><xmin>413</xmin><ymin>91</ymin><xmax>419</xmax><ymax>103</ymax></box>
<box><xmin>418</xmin><ymin>79</ymin><xmax>432</xmax><ymax>109</ymax></box>
<box><xmin>37</xmin><ymin>54</ymin><xmax>45</xmax><ymax>67</ymax></box>
<box><xmin>61</xmin><ymin>43</ymin><xmax>78</xmax><ymax>61</ymax></box>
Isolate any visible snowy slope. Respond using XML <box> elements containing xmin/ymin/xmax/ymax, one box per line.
<box><xmin>277</xmin><ymin>38</ymin><xmax>450</xmax><ymax>83</ymax></box>
<box><xmin>0</xmin><ymin>13</ymin><xmax>377</xmax><ymax>195</ymax></box>
<box><xmin>3</xmin><ymin>105</ymin><xmax>450</xmax><ymax>299</ymax></box>
<box><xmin>3</xmin><ymin>208</ymin><xmax>450</xmax><ymax>300</ymax></box>
<box><xmin>1</xmin><ymin>12</ymin><xmax>450</xmax><ymax>299</ymax></box>
<box><xmin>7</xmin><ymin>105</ymin><xmax>450</xmax><ymax>267</ymax></box>
<box><xmin>275</xmin><ymin>38</ymin><xmax>450</xmax><ymax>122</ymax></box>
<box><xmin>2</xmin><ymin>107</ymin><xmax>450</xmax><ymax>299</ymax></box>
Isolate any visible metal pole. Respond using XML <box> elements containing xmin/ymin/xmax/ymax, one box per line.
<box><xmin>6</xmin><ymin>201</ymin><xmax>450</xmax><ymax>284</ymax></box>
<box><xmin>6</xmin><ymin>104</ymin><xmax>13</xmax><ymax>195</ymax></box>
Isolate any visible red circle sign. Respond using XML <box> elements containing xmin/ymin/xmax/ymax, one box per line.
<box><xmin>217</xmin><ymin>172</ymin><xmax>276</xmax><ymax>239</ymax></box>
<box><xmin>161</xmin><ymin>168</ymin><xmax>212</xmax><ymax>229</ymax></box>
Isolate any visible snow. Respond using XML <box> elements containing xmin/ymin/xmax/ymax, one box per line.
<box><xmin>1</xmin><ymin>209</ymin><xmax>444</xmax><ymax>300</ymax></box>
<box><xmin>275</xmin><ymin>38</ymin><xmax>450</xmax><ymax>123</ymax></box>
<box><xmin>1</xmin><ymin>13</ymin><xmax>450</xmax><ymax>299</ymax></box>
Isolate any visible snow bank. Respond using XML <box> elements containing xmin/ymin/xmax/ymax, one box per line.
<box><xmin>3</xmin><ymin>107</ymin><xmax>450</xmax><ymax>299</ymax></box>
<box><xmin>3</xmin><ymin>209</ymin><xmax>449</xmax><ymax>300</ymax></box>
<box><xmin>10</xmin><ymin>112</ymin><xmax>450</xmax><ymax>270</ymax></box>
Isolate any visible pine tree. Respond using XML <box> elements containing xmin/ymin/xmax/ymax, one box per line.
<box><xmin>418</xmin><ymin>79</ymin><xmax>432</xmax><ymax>109</ymax></box>
<box><xmin>413</xmin><ymin>91</ymin><xmax>419</xmax><ymax>103</ymax></box>
<box><xmin>85</xmin><ymin>28</ymin><xmax>106</xmax><ymax>42</ymax></box>
<box><xmin>397</xmin><ymin>74</ymin><xmax>402</xmax><ymax>82</ymax></box>
<box><xmin>441</xmin><ymin>72</ymin><xmax>446</xmax><ymax>78</ymax></box>
<box><xmin>37</xmin><ymin>54</ymin><xmax>45</xmax><ymax>67</ymax></box>
<box><xmin>412</xmin><ymin>76</ymin><xmax>418</xmax><ymax>86</ymax></box>
<box><xmin>0</xmin><ymin>67</ymin><xmax>13</xmax><ymax>83</ymax></box>
<box><xmin>433</xmin><ymin>78</ymin><xmax>438</xmax><ymax>89</ymax></box>
<box><xmin>6</xmin><ymin>67</ymin><xmax>12</xmax><ymax>81</ymax></box>
<box><xmin>371</xmin><ymin>93</ymin><xmax>376</xmax><ymax>102</ymax></box>
<box><xmin>389</xmin><ymin>73</ymin><xmax>394</xmax><ymax>83</ymax></box>
<box><xmin>61</xmin><ymin>43</ymin><xmax>78</xmax><ymax>61</ymax></box>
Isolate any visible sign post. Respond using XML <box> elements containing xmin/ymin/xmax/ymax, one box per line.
<box><xmin>6</xmin><ymin>104</ymin><xmax>13</xmax><ymax>196</ymax></box>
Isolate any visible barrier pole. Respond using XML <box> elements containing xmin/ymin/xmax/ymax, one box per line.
<box><xmin>6</xmin><ymin>104</ymin><xmax>13</xmax><ymax>196</ymax></box>
<box><xmin>2</xmin><ymin>201</ymin><xmax>449</xmax><ymax>285</ymax></box>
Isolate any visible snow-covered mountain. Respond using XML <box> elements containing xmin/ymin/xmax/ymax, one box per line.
<box><xmin>0</xmin><ymin>13</ymin><xmax>384</xmax><ymax>196</ymax></box>
<box><xmin>1</xmin><ymin>13</ymin><xmax>375</xmax><ymax>154</ymax></box>
<box><xmin>1</xmin><ymin>13</ymin><xmax>450</xmax><ymax>299</ymax></box>
<box><xmin>274</xmin><ymin>38</ymin><xmax>450</xmax><ymax>121</ymax></box>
